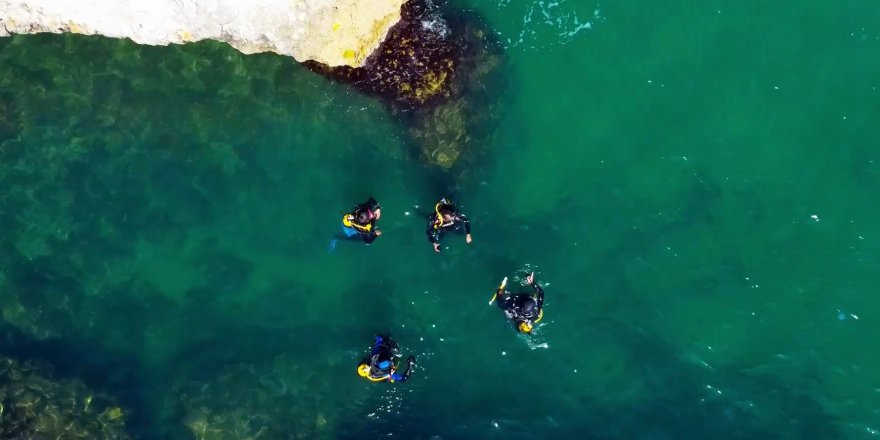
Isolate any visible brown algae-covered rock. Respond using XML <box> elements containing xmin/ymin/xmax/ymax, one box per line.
<box><xmin>307</xmin><ymin>0</ymin><xmax>506</xmax><ymax>170</ymax></box>
<box><xmin>0</xmin><ymin>356</ymin><xmax>131</xmax><ymax>439</ymax></box>
<box><xmin>307</xmin><ymin>0</ymin><xmax>458</xmax><ymax>109</ymax></box>
<box><xmin>172</xmin><ymin>355</ymin><xmax>347</xmax><ymax>440</ymax></box>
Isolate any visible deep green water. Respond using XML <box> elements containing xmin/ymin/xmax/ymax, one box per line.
<box><xmin>1</xmin><ymin>0</ymin><xmax>879</xmax><ymax>438</ymax></box>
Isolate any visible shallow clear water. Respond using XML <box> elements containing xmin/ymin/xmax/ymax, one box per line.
<box><xmin>1</xmin><ymin>0</ymin><xmax>879</xmax><ymax>438</ymax></box>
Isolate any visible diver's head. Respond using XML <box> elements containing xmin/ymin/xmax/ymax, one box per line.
<box><xmin>438</xmin><ymin>206</ymin><xmax>456</xmax><ymax>222</ymax></box>
<box><xmin>357</xmin><ymin>210</ymin><xmax>373</xmax><ymax>224</ymax></box>
<box><xmin>518</xmin><ymin>321</ymin><xmax>533</xmax><ymax>333</ymax></box>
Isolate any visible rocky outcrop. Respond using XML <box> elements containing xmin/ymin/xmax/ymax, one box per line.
<box><xmin>307</xmin><ymin>0</ymin><xmax>506</xmax><ymax>170</ymax></box>
<box><xmin>171</xmin><ymin>354</ymin><xmax>352</xmax><ymax>440</ymax></box>
<box><xmin>0</xmin><ymin>356</ymin><xmax>130</xmax><ymax>439</ymax></box>
<box><xmin>0</xmin><ymin>0</ymin><xmax>406</xmax><ymax>67</ymax></box>
<box><xmin>0</xmin><ymin>0</ymin><xmax>508</xmax><ymax>170</ymax></box>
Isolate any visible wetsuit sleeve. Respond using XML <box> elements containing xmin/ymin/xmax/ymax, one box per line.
<box><xmin>426</xmin><ymin>218</ymin><xmax>440</xmax><ymax>244</ymax></box>
<box><xmin>391</xmin><ymin>371</ymin><xmax>408</xmax><ymax>382</ymax></box>
<box><xmin>371</xmin><ymin>335</ymin><xmax>384</xmax><ymax>355</ymax></box>
<box><xmin>495</xmin><ymin>290</ymin><xmax>512</xmax><ymax>311</ymax></box>
<box><xmin>532</xmin><ymin>283</ymin><xmax>545</xmax><ymax>309</ymax></box>
<box><xmin>459</xmin><ymin>213</ymin><xmax>471</xmax><ymax>234</ymax></box>
<box><xmin>391</xmin><ymin>357</ymin><xmax>415</xmax><ymax>382</ymax></box>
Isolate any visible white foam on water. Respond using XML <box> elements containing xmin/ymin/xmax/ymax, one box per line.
<box><xmin>520</xmin><ymin>324</ymin><xmax>550</xmax><ymax>350</ymax></box>
<box><xmin>512</xmin><ymin>263</ymin><xmax>541</xmax><ymax>285</ymax></box>
<box><xmin>494</xmin><ymin>0</ymin><xmax>604</xmax><ymax>50</ymax></box>
<box><xmin>421</xmin><ymin>18</ymin><xmax>451</xmax><ymax>38</ymax></box>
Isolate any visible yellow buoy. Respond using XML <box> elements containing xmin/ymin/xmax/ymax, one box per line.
<box><xmin>357</xmin><ymin>364</ymin><xmax>370</xmax><ymax>377</ymax></box>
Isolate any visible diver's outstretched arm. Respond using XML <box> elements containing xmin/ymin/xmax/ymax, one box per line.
<box><xmin>460</xmin><ymin>214</ymin><xmax>473</xmax><ymax>243</ymax></box>
<box><xmin>532</xmin><ymin>283</ymin><xmax>544</xmax><ymax>310</ymax></box>
<box><xmin>362</xmin><ymin>232</ymin><xmax>379</xmax><ymax>244</ymax></box>
<box><xmin>534</xmin><ymin>284</ymin><xmax>545</xmax><ymax>309</ymax></box>
<box><xmin>391</xmin><ymin>356</ymin><xmax>416</xmax><ymax>382</ymax></box>
<box><xmin>426</xmin><ymin>218</ymin><xmax>441</xmax><ymax>248</ymax></box>
<box><xmin>460</xmin><ymin>214</ymin><xmax>471</xmax><ymax>234</ymax></box>
<box><xmin>528</xmin><ymin>273</ymin><xmax>545</xmax><ymax>309</ymax></box>
<box><xmin>494</xmin><ymin>289</ymin><xmax>512</xmax><ymax>310</ymax></box>
<box><xmin>367</xmin><ymin>197</ymin><xmax>381</xmax><ymax>218</ymax></box>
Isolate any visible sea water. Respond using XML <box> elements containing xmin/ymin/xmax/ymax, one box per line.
<box><xmin>0</xmin><ymin>0</ymin><xmax>878</xmax><ymax>438</ymax></box>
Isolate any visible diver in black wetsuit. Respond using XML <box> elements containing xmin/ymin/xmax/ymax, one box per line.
<box><xmin>491</xmin><ymin>272</ymin><xmax>545</xmax><ymax>333</ymax></box>
<box><xmin>426</xmin><ymin>198</ymin><xmax>472</xmax><ymax>252</ymax></box>
<box><xmin>357</xmin><ymin>335</ymin><xmax>416</xmax><ymax>383</ymax></box>
<box><xmin>341</xmin><ymin>197</ymin><xmax>382</xmax><ymax>244</ymax></box>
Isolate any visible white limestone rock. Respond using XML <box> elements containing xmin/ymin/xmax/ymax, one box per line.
<box><xmin>0</xmin><ymin>0</ymin><xmax>406</xmax><ymax>67</ymax></box>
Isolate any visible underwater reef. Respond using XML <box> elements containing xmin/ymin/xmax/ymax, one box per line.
<box><xmin>1</xmin><ymin>0</ymin><xmax>507</xmax><ymax>172</ymax></box>
<box><xmin>307</xmin><ymin>0</ymin><xmax>507</xmax><ymax>171</ymax></box>
<box><xmin>0</xmin><ymin>356</ymin><xmax>130</xmax><ymax>439</ymax></box>
<box><xmin>0</xmin><ymin>3</ymin><xmax>507</xmax><ymax>437</ymax></box>
<box><xmin>168</xmin><ymin>354</ymin><xmax>360</xmax><ymax>440</ymax></box>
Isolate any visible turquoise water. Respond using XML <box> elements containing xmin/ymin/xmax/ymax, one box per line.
<box><xmin>1</xmin><ymin>0</ymin><xmax>879</xmax><ymax>438</ymax></box>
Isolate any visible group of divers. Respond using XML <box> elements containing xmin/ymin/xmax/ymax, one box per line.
<box><xmin>340</xmin><ymin>197</ymin><xmax>546</xmax><ymax>383</ymax></box>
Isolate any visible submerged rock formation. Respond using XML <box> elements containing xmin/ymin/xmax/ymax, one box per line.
<box><xmin>170</xmin><ymin>354</ymin><xmax>352</xmax><ymax>440</ymax></box>
<box><xmin>1</xmin><ymin>0</ymin><xmax>507</xmax><ymax>170</ymax></box>
<box><xmin>307</xmin><ymin>0</ymin><xmax>506</xmax><ymax>170</ymax></box>
<box><xmin>0</xmin><ymin>0</ymin><xmax>405</xmax><ymax>67</ymax></box>
<box><xmin>0</xmin><ymin>356</ymin><xmax>130</xmax><ymax>439</ymax></box>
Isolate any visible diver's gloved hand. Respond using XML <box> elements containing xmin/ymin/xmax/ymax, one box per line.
<box><xmin>526</xmin><ymin>272</ymin><xmax>535</xmax><ymax>285</ymax></box>
<box><xmin>433</xmin><ymin>242</ymin><xmax>441</xmax><ymax>252</ymax></box>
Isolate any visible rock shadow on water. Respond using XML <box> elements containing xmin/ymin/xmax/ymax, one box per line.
<box><xmin>305</xmin><ymin>0</ymin><xmax>509</xmax><ymax>173</ymax></box>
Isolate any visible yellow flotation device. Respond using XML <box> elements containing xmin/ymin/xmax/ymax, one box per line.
<box><xmin>357</xmin><ymin>364</ymin><xmax>392</xmax><ymax>382</ymax></box>
<box><xmin>357</xmin><ymin>364</ymin><xmax>370</xmax><ymax>377</ymax></box>
<box><xmin>357</xmin><ymin>364</ymin><xmax>389</xmax><ymax>382</ymax></box>
<box><xmin>342</xmin><ymin>214</ymin><xmax>372</xmax><ymax>232</ymax></box>
<box><xmin>433</xmin><ymin>202</ymin><xmax>455</xmax><ymax>230</ymax></box>
<box><xmin>489</xmin><ymin>277</ymin><xmax>508</xmax><ymax>305</ymax></box>
<box><xmin>518</xmin><ymin>309</ymin><xmax>544</xmax><ymax>333</ymax></box>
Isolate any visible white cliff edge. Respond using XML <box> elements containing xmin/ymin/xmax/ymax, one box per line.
<box><xmin>0</xmin><ymin>0</ymin><xmax>406</xmax><ymax>67</ymax></box>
